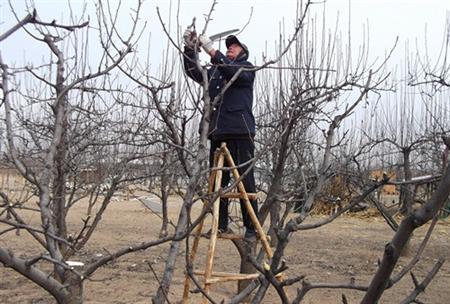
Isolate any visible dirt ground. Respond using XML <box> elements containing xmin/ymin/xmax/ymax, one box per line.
<box><xmin>1</xmin><ymin>195</ymin><xmax>449</xmax><ymax>304</ymax></box>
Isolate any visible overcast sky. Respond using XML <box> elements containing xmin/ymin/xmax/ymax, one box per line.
<box><xmin>1</xmin><ymin>0</ymin><xmax>449</xmax><ymax>148</ymax></box>
<box><xmin>1</xmin><ymin>0</ymin><xmax>449</xmax><ymax>69</ymax></box>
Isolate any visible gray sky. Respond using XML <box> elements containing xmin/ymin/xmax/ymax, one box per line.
<box><xmin>1</xmin><ymin>0</ymin><xmax>449</xmax><ymax>155</ymax></box>
<box><xmin>1</xmin><ymin>0</ymin><xmax>449</xmax><ymax>69</ymax></box>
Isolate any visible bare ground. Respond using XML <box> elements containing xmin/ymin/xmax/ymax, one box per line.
<box><xmin>1</xmin><ymin>195</ymin><xmax>449</xmax><ymax>303</ymax></box>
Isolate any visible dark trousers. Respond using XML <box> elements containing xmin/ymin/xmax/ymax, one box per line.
<box><xmin>209</xmin><ymin>138</ymin><xmax>258</xmax><ymax>231</ymax></box>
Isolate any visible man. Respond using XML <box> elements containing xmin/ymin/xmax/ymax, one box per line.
<box><xmin>183</xmin><ymin>29</ymin><xmax>257</xmax><ymax>239</ymax></box>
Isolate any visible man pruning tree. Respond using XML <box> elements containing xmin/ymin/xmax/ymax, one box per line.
<box><xmin>183</xmin><ymin>28</ymin><xmax>258</xmax><ymax>240</ymax></box>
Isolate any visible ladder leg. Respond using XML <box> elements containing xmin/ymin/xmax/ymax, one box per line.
<box><xmin>202</xmin><ymin>151</ymin><xmax>225</xmax><ymax>303</ymax></box>
<box><xmin>183</xmin><ymin>143</ymin><xmax>279</xmax><ymax>303</ymax></box>
<box><xmin>221</xmin><ymin>145</ymin><xmax>273</xmax><ymax>259</ymax></box>
<box><xmin>182</xmin><ymin>199</ymin><xmax>209</xmax><ymax>303</ymax></box>
<box><xmin>183</xmin><ymin>151</ymin><xmax>220</xmax><ymax>303</ymax></box>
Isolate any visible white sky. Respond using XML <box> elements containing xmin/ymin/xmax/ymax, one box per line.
<box><xmin>1</xmin><ymin>0</ymin><xmax>449</xmax><ymax>160</ymax></box>
<box><xmin>1</xmin><ymin>0</ymin><xmax>449</xmax><ymax>69</ymax></box>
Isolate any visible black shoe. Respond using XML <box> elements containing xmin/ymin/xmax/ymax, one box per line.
<box><xmin>218</xmin><ymin>227</ymin><xmax>232</xmax><ymax>235</ymax></box>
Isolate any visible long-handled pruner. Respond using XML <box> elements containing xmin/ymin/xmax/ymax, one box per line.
<box><xmin>209</xmin><ymin>28</ymin><xmax>239</xmax><ymax>41</ymax></box>
<box><xmin>188</xmin><ymin>22</ymin><xmax>239</xmax><ymax>51</ymax></box>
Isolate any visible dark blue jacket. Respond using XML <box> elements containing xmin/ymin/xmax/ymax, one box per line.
<box><xmin>184</xmin><ymin>47</ymin><xmax>256</xmax><ymax>140</ymax></box>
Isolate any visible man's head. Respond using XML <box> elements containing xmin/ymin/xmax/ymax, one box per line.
<box><xmin>225</xmin><ymin>35</ymin><xmax>249</xmax><ymax>60</ymax></box>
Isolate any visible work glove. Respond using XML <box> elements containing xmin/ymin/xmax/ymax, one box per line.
<box><xmin>183</xmin><ymin>28</ymin><xmax>197</xmax><ymax>48</ymax></box>
<box><xmin>199</xmin><ymin>34</ymin><xmax>213</xmax><ymax>53</ymax></box>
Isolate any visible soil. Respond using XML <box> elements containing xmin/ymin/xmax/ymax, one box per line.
<box><xmin>1</xmin><ymin>195</ymin><xmax>449</xmax><ymax>304</ymax></box>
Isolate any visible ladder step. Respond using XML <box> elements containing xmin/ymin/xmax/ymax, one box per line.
<box><xmin>196</xmin><ymin>232</ymin><xmax>244</xmax><ymax>240</ymax></box>
<box><xmin>193</xmin><ymin>270</ymin><xmax>259</xmax><ymax>284</ymax></box>
<box><xmin>183</xmin><ymin>143</ymin><xmax>277</xmax><ymax>303</ymax></box>
<box><xmin>194</xmin><ymin>231</ymin><xmax>268</xmax><ymax>240</ymax></box>
<box><xmin>220</xmin><ymin>192</ymin><xmax>258</xmax><ymax>200</ymax></box>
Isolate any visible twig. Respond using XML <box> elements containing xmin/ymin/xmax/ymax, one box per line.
<box><xmin>184</xmin><ymin>267</ymin><xmax>219</xmax><ymax>304</ymax></box>
<box><xmin>390</xmin><ymin>216</ymin><xmax>438</xmax><ymax>284</ymax></box>
<box><xmin>293</xmin><ymin>279</ymin><xmax>368</xmax><ymax>304</ymax></box>
<box><xmin>399</xmin><ymin>259</ymin><xmax>445</xmax><ymax>304</ymax></box>
<box><xmin>147</xmin><ymin>262</ymin><xmax>172</xmax><ymax>304</ymax></box>
<box><xmin>0</xmin><ymin>218</ymin><xmax>72</xmax><ymax>247</ymax></box>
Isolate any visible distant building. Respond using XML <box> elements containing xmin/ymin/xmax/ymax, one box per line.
<box><xmin>370</xmin><ymin>169</ymin><xmax>399</xmax><ymax>207</ymax></box>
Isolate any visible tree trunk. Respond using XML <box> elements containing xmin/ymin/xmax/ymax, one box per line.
<box><xmin>152</xmin><ymin>143</ymin><xmax>209</xmax><ymax>304</ymax></box>
<box><xmin>54</xmin><ymin>120</ymin><xmax>69</xmax><ymax>254</ymax></box>
<box><xmin>153</xmin><ymin>203</ymin><xmax>188</xmax><ymax>303</ymax></box>
<box><xmin>237</xmin><ymin>240</ymin><xmax>257</xmax><ymax>302</ymax></box>
<box><xmin>159</xmin><ymin>186</ymin><xmax>169</xmax><ymax>238</ymax></box>
<box><xmin>62</xmin><ymin>270</ymin><xmax>83</xmax><ymax>304</ymax></box>
<box><xmin>399</xmin><ymin>148</ymin><xmax>413</xmax><ymax>214</ymax></box>
<box><xmin>260</xmin><ymin>118</ymin><xmax>294</xmax><ymax>247</ymax></box>
<box><xmin>153</xmin><ymin>67</ymin><xmax>212</xmax><ymax>304</ymax></box>
<box><xmin>159</xmin><ymin>150</ymin><xmax>170</xmax><ymax>238</ymax></box>
<box><xmin>268</xmin><ymin>194</ymin><xmax>281</xmax><ymax>247</ymax></box>
<box><xmin>362</xmin><ymin>161</ymin><xmax>450</xmax><ymax>303</ymax></box>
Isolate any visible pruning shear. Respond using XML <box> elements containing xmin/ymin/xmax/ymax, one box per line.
<box><xmin>187</xmin><ymin>18</ymin><xmax>239</xmax><ymax>50</ymax></box>
<box><xmin>209</xmin><ymin>28</ymin><xmax>240</xmax><ymax>41</ymax></box>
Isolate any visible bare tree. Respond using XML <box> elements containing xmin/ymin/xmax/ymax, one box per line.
<box><xmin>362</xmin><ymin>136</ymin><xmax>450</xmax><ymax>303</ymax></box>
<box><xmin>2</xmin><ymin>1</ymin><xmax>449</xmax><ymax>304</ymax></box>
<box><xmin>361</xmin><ymin>75</ymin><xmax>431</xmax><ymax>214</ymax></box>
<box><xmin>152</xmin><ymin>0</ymin><xmax>394</xmax><ymax>302</ymax></box>
<box><xmin>346</xmin><ymin>19</ymin><xmax>450</xmax><ymax>303</ymax></box>
<box><xmin>0</xmin><ymin>2</ymin><xmax>177</xmax><ymax>303</ymax></box>
<box><xmin>254</xmin><ymin>0</ymin><xmax>393</xmax><ymax>243</ymax></box>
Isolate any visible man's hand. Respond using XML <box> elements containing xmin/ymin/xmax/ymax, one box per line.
<box><xmin>183</xmin><ymin>28</ymin><xmax>197</xmax><ymax>48</ymax></box>
<box><xmin>199</xmin><ymin>35</ymin><xmax>214</xmax><ymax>54</ymax></box>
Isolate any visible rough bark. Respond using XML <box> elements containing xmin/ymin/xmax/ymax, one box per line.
<box><xmin>0</xmin><ymin>248</ymin><xmax>68</xmax><ymax>303</ymax></box>
<box><xmin>152</xmin><ymin>67</ymin><xmax>211</xmax><ymax>304</ymax></box>
<box><xmin>399</xmin><ymin>148</ymin><xmax>413</xmax><ymax>214</ymax></box>
<box><xmin>237</xmin><ymin>239</ymin><xmax>257</xmax><ymax>301</ymax></box>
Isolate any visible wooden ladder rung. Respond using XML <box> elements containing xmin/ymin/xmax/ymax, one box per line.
<box><xmin>195</xmin><ymin>232</ymin><xmax>244</xmax><ymax>240</ymax></box>
<box><xmin>195</xmin><ymin>231</ymin><xmax>269</xmax><ymax>241</ymax></box>
<box><xmin>183</xmin><ymin>143</ymin><xmax>278</xmax><ymax>303</ymax></box>
<box><xmin>193</xmin><ymin>270</ymin><xmax>259</xmax><ymax>284</ymax></box>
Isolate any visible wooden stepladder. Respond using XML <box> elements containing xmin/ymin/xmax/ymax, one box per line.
<box><xmin>182</xmin><ymin>143</ymin><xmax>274</xmax><ymax>303</ymax></box>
